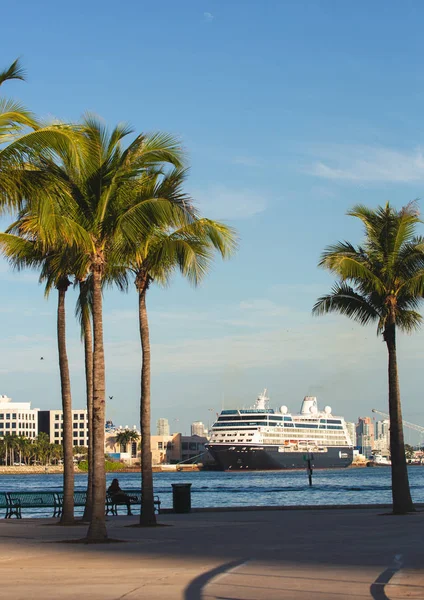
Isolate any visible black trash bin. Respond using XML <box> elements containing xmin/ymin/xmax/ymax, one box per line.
<box><xmin>172</xmin><ymin>483</ymin><xmax>192</xmax><ymax>513</ymax></box>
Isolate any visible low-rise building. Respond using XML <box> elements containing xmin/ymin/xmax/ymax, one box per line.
<box><xmin>181</xmin><ymin>435</ymin><xmax>208</xmax><ymax>463</ymax></box>
<box><xmin>105</xmin><ymin>428</ymin><xmax>140</xmax><ymax>464</ymax></box>
<box><xmin>0</xmin><ymin>394</ymin><xmax>38</xmax><ymax>439</ymax></box>
<box><xmin>38</xmin><ymin>409</ymin><xmax>89</xmax><ymax>446</ymax></box>
<box><xmin>151</xmin><ymin>434</ymin><xmax>181</xmax><ymax>465</ymax></box>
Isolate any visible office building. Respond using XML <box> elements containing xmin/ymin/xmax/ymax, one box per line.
<box><xmin>346</xmin><ymin>422</ymin><xmax>357</xmax><ymax>447</ymax></box>
<box><xmin>191</xmin><ymin>421</ymin><xmax>207</xmax><ymax>437</ymax></box>
<box><xmin>0</xmin><ymin>395</ymin><xmax>38</xmax><ymax>439</ymax></box>
<box><xmin>38</xmin><ymin>409</ymin><xmax>89</xmax><ymax>446</ymax></box>
<box><xmin>156</xmin><ymin>418</ymin><xmax>170</xmax><ymax>436</ymax></box>
<box><xmin>374</xmin><ymin>419</ymin><xmax>390</xmax><ymax>454</ymax></box>
<box><xmin>356</xmin><ymin>417</ymin><xmax>375</xmax><ymax>457</ymax></box>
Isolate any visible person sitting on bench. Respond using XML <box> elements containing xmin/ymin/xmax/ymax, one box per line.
<box><xmin>107</xmin><ymin>479</ymin><xmax>134</xmax><ymax>516</ymax></box>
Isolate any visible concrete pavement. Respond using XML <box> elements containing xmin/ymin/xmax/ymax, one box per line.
<box><xmin>0</xmin><ymin>508</ymin><xmax>422</xmax><ymax>599</ymax></box>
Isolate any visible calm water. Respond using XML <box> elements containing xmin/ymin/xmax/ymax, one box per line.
<box><xmin>1</xmin><ymin>467</ymin><xmax>423</xmax><ymax>517</ymax></box>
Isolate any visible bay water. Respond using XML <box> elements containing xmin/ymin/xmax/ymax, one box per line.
<box><xmin>1</xmin><ymin>467</ymin><xmax>424</xmax><ymax>517</ymax></box>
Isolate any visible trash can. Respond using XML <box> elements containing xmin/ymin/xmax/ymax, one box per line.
<box><xmin>172</xmin><ymin>483</ymin><xmax>192</xmax><ymax>513</ymax></box>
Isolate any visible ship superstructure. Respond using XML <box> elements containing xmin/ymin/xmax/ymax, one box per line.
<box><xmin>206</xmin><ymin>390</ymin><xmax>353</xmax><ymax>470</ymax></box>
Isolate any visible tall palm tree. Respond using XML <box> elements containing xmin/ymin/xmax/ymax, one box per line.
<box><xmin>75</xmin><ymin>278</ymin><xmax>94</xmax><ymax>520</ymax></box>
<box><xmin>0</xmin><ymin>234</ymin><xmax>77</xmax><ymax>524</ymax></box>
<box><xmin>14</xmin><ymin>117</ymin><xmax>192</xmax><ymax>541</ymax></box>
<box><xmin>118</xmin><ymin>178</ymin><xmax>237</xmax><ymax>525</ymax></box>
<box><xmin>313</xmin><ymin>202</ymin><xmax>424</xmax><ymax>514</ymax></box>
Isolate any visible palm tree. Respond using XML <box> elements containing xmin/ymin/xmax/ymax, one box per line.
<box><xmin>76</xmin><ymin>278</ymin><xmax>94</xmax><ymax>521</ymax></box>
<box><xmin>14</xmin><ymin>116</ymin><xmax>192</xmax><ymax>541</ymax></box>
<box><xmin>118</xmin><ymin>178</ymin><xmax>237</xmax><ymax>525</ymax></box>
<box><xmin>3</xmin><ymin>433</ymin><xmax>15</xmax><ymax>465</ymax></box>
<box><xmin>0</xmin><ymin>234</ymin><xmax>77</xmax><ymax>524</ymax></box>
<box><xmin>0</xmin><ymin>58</ymin><xmax>83</xmax><ymax>212</ymax></box>
<box><xmin>35</xmin><ymin>432</ymin><xmax>51</xmax><ymax>465</ymax></box>
<box><xmin>115</xmin><ymin>429</ymin><xmax>140</xmax><ymax>455</ymax></box>
<box><xmin>313</xmin><ymin>202</ymin><xmax>424</xmax><ymax>514</ymax></box>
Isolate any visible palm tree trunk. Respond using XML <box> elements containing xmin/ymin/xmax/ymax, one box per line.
<box><xmin>384</xmin><ymin>316</ymin><xmax>414</xmax><ymax>514</ymax></box>
<box><xmin>86</xmin><ymin>264</ymin><xmax>108</xmax><ymax>541</ymax></box>
<box><xmin>82</xmin><ymin>309</ymin><xmax>94</xmax><ymax>522</ymax></box>
<box><xmin>57</xmin><ymin>280</ymin><xmax>75</xmax><ymax>524</ymax></box>
<box><xmin>138</xmin><ymin>275</ymin><xmax>156</xmax><ymax>526</ymax></box>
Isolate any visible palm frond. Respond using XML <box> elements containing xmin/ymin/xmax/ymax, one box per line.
<box><xmin>0</xmin><ymin>58</ymin><xmax>25</xmax><ymax>87</ymax></box>
<box><xmin>312</xmin><ymin>282</ymin><xmax>379</xmax><ymax>326</ymax></box>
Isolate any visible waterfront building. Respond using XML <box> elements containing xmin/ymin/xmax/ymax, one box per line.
<box><xmin>191</xmin><ymin>421</ymin><xmax>207</xmax><ymax>437</ymax></box>
<box><xmin>104</xmin><ymin>427</ymin><xmax>139</xmax><ymax>463</ymax></box>
<box><xmin>346</xmin><ymin>422</ymin><xmax>357</xmax><ymax>447</ymax></box>
<box><xmin>374</xmin><ymin>419</ymin><xmax>390</xmax><ymax>454</ymax></box>
<box><xmin>151</xmin><ymin>434</ymin><xmax>181</xmax><ymax>464</ymax></box>
<box><xmin>181</xmin><ymin>434</ymin><xmax>208</xmax><ymax>463</ymax></box>
<box><xmin>156</xmin><ymin>418</ymin><xmax>170</xmax><ymax>436</ymax></box>
<box><xmin>0</xmin><ymin>395</ymin><xmax>38</xmax><ymax>439</ymax></box>
<box><xmin>38</xmin><ymin>409</ymin><xmax>89</xmax><ymax>446</ymax></box>
<box><xmin>356</xmin><ymin>417</ymin><xmax>375</xmax><ymax>457</ymax></box>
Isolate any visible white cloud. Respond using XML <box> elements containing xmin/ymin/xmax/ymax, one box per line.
<box><xmin>306</xmin><ymin>144</ymin><xmax>424</xmax><ymax>183</ymax></box>
<box><xmin>232</xmin><ymin>156</ymin><xmax>261</xmax><ymax>167</ymax></box>
<box><xmin>193</xmin><ymin>186</ymin><xmax>266</xmax><ymax>220</ymax></box>
<box><xmin>204</xmin><ymin>12</ymin><xmax>214</xmax><ymax>22</ymax></box>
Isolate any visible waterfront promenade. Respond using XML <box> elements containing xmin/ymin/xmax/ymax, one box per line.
<box><xmin>0</xmin><ymin>508</ymin><xmax>422</xmax><ymax>599</ymax></box>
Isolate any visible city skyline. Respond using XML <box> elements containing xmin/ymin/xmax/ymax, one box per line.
<box><xmin>2</xmin><ymin>392</ymin><xmax>421</xmax><ymax>448</ymax></box>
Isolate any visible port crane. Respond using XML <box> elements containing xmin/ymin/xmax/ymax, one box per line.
<box><xmin>372</xmin><ymin>409</ymin><xmax>424</xmax><ymax>434</ymax></box>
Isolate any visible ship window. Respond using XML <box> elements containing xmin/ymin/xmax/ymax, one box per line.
<box><xmin>327</xmin><ymin>419</ymin><xmax>342</xmax><ymax>424</ymax></box>
<box><xmin>283</xmin><ymin>416</ymin><xmax>293</xmax><ymax>421</ymax></box>
<box><xmin>284</xmin><ymin>423</ymin><xmax>294</xmax><ymax>428</ymax></box>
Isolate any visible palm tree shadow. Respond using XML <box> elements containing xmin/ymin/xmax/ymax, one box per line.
<box><xmin>184</xmin><ymin>559</ymin><xmax>246</xmax><ymax>600</ymax></box>
<box><xmin>370</xmin><ymin>567</ymin><xmax>398</xmax><ymax>600</ymax></box>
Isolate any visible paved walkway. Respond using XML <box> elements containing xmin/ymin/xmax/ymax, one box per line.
<box><xmin>0</xmin><ymin>508</ymin><xmax>422</xmax><ymax>599</ymax></box>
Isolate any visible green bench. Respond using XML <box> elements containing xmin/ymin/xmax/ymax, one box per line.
<box><xmin>106</xmin><ymin>490</ymin><xmax>161</xmax><ymax>516</ymax></box>
<box><xmin>6</xmin><ymin>491</ymin><xmax>61</xmax><ymax>518</ymax></box>
<box><xmin>2</xmin><ymin>490</ymin><xmax>161</xmax><ymax>518</ymax></box>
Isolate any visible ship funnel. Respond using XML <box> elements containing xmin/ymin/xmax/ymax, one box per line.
<box><xmin>301</xmin><ymin>396</ymin><xmax>318</xmax><ymax>415</ymax></box>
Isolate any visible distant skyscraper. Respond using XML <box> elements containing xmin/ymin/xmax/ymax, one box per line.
<box><xmin>191</xmin><ymin>421</ymin><xmax>207</xmax><ymax>437</ymax></box>
<box><xmin>356</xmin><ymin>417</ymin><xmax>375</xmax><ymax>456</ymax></box>
<box><xmin>346</xmin><ymin>422</ymin><xmax>357</xmax><ymax>447</ymax></box>
<box><xmin>156</xmin><ymin>418</ymin><xmax>170</xmax><ymax>436</ymax></box>
<box><xmin>374</xmin><ymin>419</ymin><xmax>390</xmax><ymax>454</ymax></box>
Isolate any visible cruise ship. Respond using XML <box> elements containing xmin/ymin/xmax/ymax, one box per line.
<box><xmin>206</xmin><ymin>390</ymin><xmax>353</xmax><ymax>470</ymax></box>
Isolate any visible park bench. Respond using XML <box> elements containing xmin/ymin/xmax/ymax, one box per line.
<box><xmin>1</xmin><ymin>489</ymin><xmax>161</xmax><ymax>518</ymax></box>
<box><xmin>5</xmin><ymin>491</ymin><xmax>60</xmax><ymax>518</ymax></box>
<box><xmin>0</xmin><ymin>493</ymin><xmax>8</xmax><ymax>517</ymax></box>
<box><xmin>106</xmin><ymin>490</ymin><xmax>161</xmax><ymax>516</ymax></box>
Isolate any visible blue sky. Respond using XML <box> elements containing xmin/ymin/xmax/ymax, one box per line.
<box><xmin>2</xmin><ymin>0</ymin><xmax>424</xmax><ymax>441</ymax></box>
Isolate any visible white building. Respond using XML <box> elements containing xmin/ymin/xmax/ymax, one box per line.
<box><xmin>156</xmin><ymin>418</ymin><xmax>170</xmax><ymax>436</ymax></box>
<box><xmin>38</xmin><ymin>409</ymin><xmax>89</xmax><ymax>446</ymax></box>
<box><xmin>0</xmin><ymin>395</ymin><xmax>38</xmax><ymax>439</ymax></box>
<box><xmin>346</xmin><ymin>422</ymin><xmax>357</xmax><ymax>447</ymax></box>
<box><xmin>374</xmin><ymin>419</ymin><xmax>390</xmax><ymax>454</ymax></box>
<box><xmin>191</xmin><ymin>421</ymin><xmax>207</xmax><ymax>437</ymax></box>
